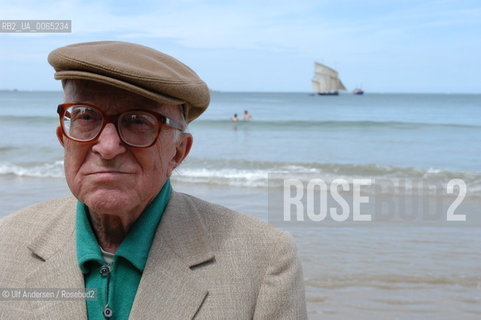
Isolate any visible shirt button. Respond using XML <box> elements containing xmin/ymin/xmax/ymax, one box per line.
<box><xmin>103</xmin><ymin>306</ymin><xmax>113</xmax><ymax>318</ymax></box>
<box><xmin>99</xmin><ymin>265</ymin><xmax>111</xmax><ymax>277</ymax></box>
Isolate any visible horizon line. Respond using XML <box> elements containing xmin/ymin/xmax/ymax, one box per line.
<box><xmin>1</xmin><ymin>89</ymin><xmax>480</xmax><ymax>95</ymax></box>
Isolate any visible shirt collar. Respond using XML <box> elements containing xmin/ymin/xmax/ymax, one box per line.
<box><xmin>76</xmin><ymin>179</ymin><xmax>172</xmax><ymax>273</ymax></box>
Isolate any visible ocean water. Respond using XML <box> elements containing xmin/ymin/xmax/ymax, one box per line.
<box><xmin>1</xmin><ymin>91</ymin><xmax>481</xmax><ymax>319</ymax></box>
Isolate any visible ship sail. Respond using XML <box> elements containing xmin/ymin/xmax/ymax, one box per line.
<box><xmin>312</xmin><ymin>62</ymin><xmax>346</xmax><ymax>95</ymax></box>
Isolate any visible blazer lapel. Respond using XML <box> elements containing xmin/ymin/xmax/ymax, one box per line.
<box><xmin>129</xmin><ymin>192</ymin><xmax>215</xmax><ymax>320</ymax></box>
<box><xmin>25</xmin><ymin>198</ymin><xmax>87</xmax><ymax>319</ymax></box>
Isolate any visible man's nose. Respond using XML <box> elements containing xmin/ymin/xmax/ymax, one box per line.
<box><xmin>91</xmin><ymin>123</ymin><xmax>127</xmax><ymax>159</ymax></box>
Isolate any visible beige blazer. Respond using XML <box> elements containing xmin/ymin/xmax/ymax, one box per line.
<box><xmin>0</xmin><ymin>191</ymin><xmax>307</xmax><ymax>319</ymax></box>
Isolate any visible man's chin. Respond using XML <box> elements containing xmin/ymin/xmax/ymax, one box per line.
<box><xmin>80</xmin><ymin>190</ymin><xmax>138</xmax><ymax>215</ymax></box>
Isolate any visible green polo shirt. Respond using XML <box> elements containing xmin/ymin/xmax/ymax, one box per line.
<box><xmin>76</xmin><ymin>180</ymin><xmax>172</xmax><ymax>320</ymax></box>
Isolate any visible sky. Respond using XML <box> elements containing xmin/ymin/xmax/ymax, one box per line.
<box><xmin>0</xmin><ymin>0</ymin><xmax>480</xmax><ymax>93</ymax></box>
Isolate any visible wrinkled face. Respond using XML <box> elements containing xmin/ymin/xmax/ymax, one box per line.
<box><xmin>57</xmin><ymin>80</ymin><xmax>192</xmax><ymax>216</ymax></box>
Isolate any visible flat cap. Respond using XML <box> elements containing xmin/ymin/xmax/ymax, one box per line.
<box><xmin>48</xmin><ymin>41</ymin><xmax>210</xmax><ymax>122</ymax></box>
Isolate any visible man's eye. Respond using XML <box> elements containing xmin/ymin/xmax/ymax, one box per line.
<box><xmin>123</xmin><ymin>114</ymin><xmax>156</xmax><ymax>130</ymax></box>
<box><xmin>130</xmin><ymin>117</ymin><xmax>148</xmax><ymax>125</ymax></box>
<box><xmin>71</xmin><ymin>108</ymin><xmax>99</xmax><ymax>121</ymax></box>
<box><xmin>79</xmin><ymin>114</ymin><xmax>93</xmax><ymax>120</ymax></box>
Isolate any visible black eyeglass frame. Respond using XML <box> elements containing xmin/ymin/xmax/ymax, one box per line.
<box><xmin>57</xmin><ymin>103</ymin><xmax>185</xmax><ymax>148</ymax></box>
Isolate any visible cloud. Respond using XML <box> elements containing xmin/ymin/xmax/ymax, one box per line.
<box><xmin>3</xmin><ymin>0</ymin><xmax>480</xmax><ymax>54</ymax></box>
<box><xmin>1</xmin><ymin>0</ymin><xmax>480</xmax><ymax>92</ymax></box>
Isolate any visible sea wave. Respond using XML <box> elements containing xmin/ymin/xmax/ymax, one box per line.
<box><xmin>305</xmin><ymin>274</ymin><xmax>481</xmax><ymax>289</ymax></box>
<box><xmin>0</xmin><ymin>146</ymin><xmax>16</xmax><ymax>152</ymax></box>
<box><xmin>0</xmin><ymin>161</ymin><xmax>64</xmax><ymax>178</ymax></box>
<box><xmin>191</xmin><ymin>119</ymin><xmax>481</xmax><ymax>130</ymax></box>
<box><xmin>175</xmin><ymin>159</ymin><xmax>481</xmax><ymax>193</ymax></box>
<box><xmin>2</xmin><ymin>159</ymin><xmax>480</xmax><ymax>194</ymax></box>
<box><xmin>0</xmin><ymin>115</ymin><xmax>57</xmax><ymax>124</ymax></box>
<box><xmin>1</xmin><ymin>115</ymin><xmax>479</xmax><ymax>130</ymax></box>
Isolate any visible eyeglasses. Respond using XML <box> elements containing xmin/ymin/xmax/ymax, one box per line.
<box><xmin>57</xmin><ymin>103</ymin><xmax>185</xmax><ymax>148</ymax></box>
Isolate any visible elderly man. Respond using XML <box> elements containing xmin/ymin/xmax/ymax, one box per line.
<box><xmin>0</xmin><ymin>41</ymin><xmax>306</xmax><ymax>319</ymax></box>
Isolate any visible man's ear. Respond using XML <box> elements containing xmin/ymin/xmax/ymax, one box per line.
<box><xmin>170</xmin><ymin>133</ymin><xmax>193</xmax><ymax>172</ymax></box>
<box><xmin>176</xmin><ymin>133</ymin><xmax>193</xmax><ymax>164</ymax></box>
<box><xmin>56</xmin><ymin>126</ymin><xmax>65</xmax><ymax>147</ymax></box>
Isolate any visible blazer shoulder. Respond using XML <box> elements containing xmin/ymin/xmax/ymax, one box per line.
<box><xmin>174</xmin><ymin>191</ymin><xmax>279</xmax><ymax>228</ymax></box>
<box><xmin>0</xmin><ymin>197</ymin><xmax>77</xmax><ymax>287</ymax></box>
<box><xmin>0</xmin><ymin>197</ymin><xmax>76</xmax><ymax>243</ymax></box>
<box><xmin>172</xmin><ymin>191</ymin><xmax>295</xmax><ymax>248</ymax></box>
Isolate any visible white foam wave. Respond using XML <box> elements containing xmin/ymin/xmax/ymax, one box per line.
<box><xmin>172</xmin><ymin>165</ymin><xmax>481</xmax><ymax>195</ymax></box>
<box><xmin>2</xmin><ymin>160</ymin><xmax>480</xmax><ymax>195</ymax></box>
<box><xmin>172</xmin><ymin>168</ymin><xmax>268</xmax><ymax>188</ymax></box>
<box><xmin>0</xmin><ymin>161</ymin><xmax>64</xmax><ymax>178</ymax></box>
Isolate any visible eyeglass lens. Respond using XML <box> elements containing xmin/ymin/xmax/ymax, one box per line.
<box><xmin>62</xmin><ymin>106</ymin><xmax>159</xmax><ymax>147</ymax></box>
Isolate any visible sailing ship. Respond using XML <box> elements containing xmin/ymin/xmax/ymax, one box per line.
<box><xmin>311</xmin><ymin>62</ymin><xmax>346</xmax><ymax>95</ymax></box>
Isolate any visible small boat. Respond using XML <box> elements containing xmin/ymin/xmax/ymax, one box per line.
<box><xmin>311</xmin><ymin>62</ymin><xmax>346</xmax><ymax>96</ymax></box>
<box><xmin>353</xmin><ymin>88</ymin><xmax>364</xmax><ymax>95</ymax></box>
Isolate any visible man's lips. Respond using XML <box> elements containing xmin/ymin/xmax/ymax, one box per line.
<box><xmin>86</xmin><ymin>170</ymin><xmax>134</xmax><ymax>176</ymax></box>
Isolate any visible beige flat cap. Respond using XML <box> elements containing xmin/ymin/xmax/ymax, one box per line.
<box><xmin>48</xmin><ymin>41</ymin><xmax>210</xmax><ymax>122</ymax></box>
